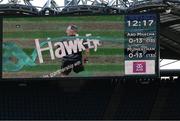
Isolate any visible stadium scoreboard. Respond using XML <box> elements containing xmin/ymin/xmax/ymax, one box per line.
<box><xmin>124</xmin><ymin>14</ymin><xmax>158</xmax><ymax>75</ymax></box>
<box><xmin>1</xmin><ymin>13</ymin><xmax>159</xmax><ymax>79</ymax></box>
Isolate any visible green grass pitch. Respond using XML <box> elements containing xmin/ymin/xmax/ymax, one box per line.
<box><xmin>3</xmin><ymin>15</ymin><xmax>125</xmax><ymax>78</ymax></box>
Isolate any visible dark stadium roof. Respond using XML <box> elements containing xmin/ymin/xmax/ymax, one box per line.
<box><xmin>160</xmin><ymin>12</ymin><xmax>180</xmax><ymax>59</ymax></box>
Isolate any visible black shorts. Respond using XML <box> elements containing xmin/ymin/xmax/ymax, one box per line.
<box><xmin>61</xmin><ymin>60</ymin><xmax>84</xmax><ymax>75</ymax></box>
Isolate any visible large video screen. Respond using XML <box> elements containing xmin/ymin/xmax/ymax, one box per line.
<box><xmin>2</xmin><ymin>14</ymin><xmax>159</xmax><ymax>79</ymax></box>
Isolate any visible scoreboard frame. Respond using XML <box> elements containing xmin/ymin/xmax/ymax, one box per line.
<box><xmin>0</xmin><ymin>13</ymin><xmax>160</xmax><ymax>81</ymax></box>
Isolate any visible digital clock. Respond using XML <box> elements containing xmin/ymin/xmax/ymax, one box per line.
<box><xmin>127</xmin><ymin>20</ymin><xmax>154</xmax><ymax>27</ymax></box>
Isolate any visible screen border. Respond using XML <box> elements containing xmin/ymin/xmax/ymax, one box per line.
<box><xmin>1</xmin><ymin>13</ymin><xmax>160</xmax><ymax>81</ymax></box>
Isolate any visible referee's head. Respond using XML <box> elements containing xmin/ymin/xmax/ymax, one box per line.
<box><xmin>66</xmin><ymin>24</ymin><xmax>78</xmax><ymax>36</ymax></box>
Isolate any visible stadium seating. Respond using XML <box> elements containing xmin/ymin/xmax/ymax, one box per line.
<box><xmin>0</xmin><ymin>80</ymin><xmax>113</xmax><ymax>120</ymax></box>
<box><xmin>0</xmin><ymin>79</ymin><xmax>179</xmax><ymax>120</ymax></box>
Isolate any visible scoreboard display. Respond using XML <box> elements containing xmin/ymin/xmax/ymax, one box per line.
<box><xmin>124</xmin><ymin>14</ymin><xmax>158</xmax><ymax>75</ymax></box>
<box><xmin>1</xmin><ymin>14</ymin><xmax>159</xmax><ymax>79</ymax></box>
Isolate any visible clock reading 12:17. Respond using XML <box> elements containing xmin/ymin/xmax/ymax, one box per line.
<box><xmin>127</xmin><ymin>20</ymin><xmax>154</xmax><ymax>27</ymax></box>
